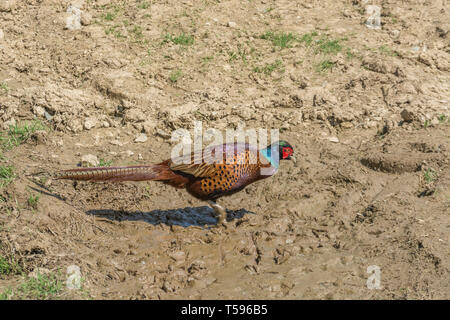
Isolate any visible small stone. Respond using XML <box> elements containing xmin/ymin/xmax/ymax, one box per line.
<box><xmin>227</xmin><ymin>21</ymin><xmax>237</xmax><ymax>28</ymax></box>
<box><xmin>81</xmin><ymin>154</ymin><xmax>99</xmax><ymax>167</ymax></box>
<box><xmin>327</xmin><ymin>136</ymin><xmax>339</xmax><ymax>143</ymax></box>
<box><xmin>66</xmin><ymin>265</ymin><xmax>81</xmax><ymax>290</ymax></box>
<box><xmin>68</xmin><ymin>118</ymin><xmax>83</xmax><ymax>133</ymax></box>
<box><xmin>235</xmin><ymin>107</ymin><xmax>253</xmax><ymax>120</ymax></box>
<box><xmin>366</xmin><ymin>120</ymin><xmax>378</xmax><ymax>128</ymax></box>
<box><xmin>204</xmin><ymin>276</ymin><xmax>216</xmax><ymax>286</ymax></box>
<box><xmin>65</xmin><ymin>5</ymin><xmax>82</xmax><ymax>30</ymax></box>
<box><xmin>44</xmin><ymin>111</ymin><xmax>53</xmax><ymax>121</ymax></box>
<box><xmin>134</xmin><ymin>133</ymin><xmax>148</xmax><ymax>143</ymax></box>
<box><xmin>0</xmin><ymin>29</ymin><xmax>4</xmax><ymax>41</ymax></box>
<box><xmin>418</xmin><ymin>53</ymin><xmax>433</xmax><ymax>67</ymax></box>
<box><xmin>365</xmin><ymin>5</ymin><xmax>381</xmax><ymax>30</ymax></box>
<box><xmin>84</xmin><ymin>117</ymin><xmax>97</xmax><ymax>130</ymax></box>
<box><xmin>123</xmin><ymin>150</ymin><xmax>134</xmax><ymax>157</ymax></box>
<box><xmin>400</xmin><ymin>109</ymin><xmax>414</xmax><ymax>122</ymax></box>
<box><xmin>33</xmin><ymin>106</ymin><xmax>46</xmax><ymax>117</ymax></box>
<box><xmin>80</xmin><ymin>12</ymin><xmax>92</xmax><ymax>26</ymax></box>
<box><xmin>390</xmin><ymin>29</ymin><xmax>400</xmax><ymax>38</ymax></box>
<box><xmin>340</xmin><ymin>121</ymin><xmax>353</xmax><ymax>129</ymax></box>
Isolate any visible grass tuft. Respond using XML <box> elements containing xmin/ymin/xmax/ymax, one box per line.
<box><xmin>378</xmin><ymin>45</ymin><xmax>399</xmax><ymax>57</ymax></box>
<box><xmin>316</xmin><ymin>60</ymin><xmax>335</xmax><ymax>72</ymax></box>
<box><xmin>0</xmin><ymin>82</ymin><xmax>9</xmax><ymax>94</ymax></box>
<box><xmin>1</xmin><ymin>272</ymin><xmax>63</xmax><ymax>300</ymax></box>
<box><xmin>164</xmin><ymin>33</ymin><xmax>194</xmax><ymax>46</ymax></box>
<box><xmin>299</xmin><ymin>31</ymin><xmax>318</xmax><ymax>46</ymax></box>
<box><xmin>0</xmin><ymin>120</ymin><xmax>47</xmax><ymax>150</ymax></box>
<box><xmin>104</xmin><ymin>12</ymin><xmax>115</xmax><ymax>21</ymax></box>
<box><xmin>137</xmin><ymin>0</ymin><xmax>150</xmax><ymax>9</ymax></box>
<box><xmin>27</xmin><ymin>194</ymin><xmax>40</xmax><ymax>209</ymax></box>
<box><xmin>0</xmin><ymin>165</ymin><xmax>15</xmax><ymax>188</ymax></box>
<box><xmin>438</xmin><ymin>114</ymin><xmax>447</xmax><ymax>123</ymax></box>
<box><xmin>423</xmin><ymin>168</ymin><xmax>436</xmax><ymax>183</ymax></box>
<box><xmin>0</xmin><ymin>255</ymin><xmax>22</xmax><ymax>276</ymax></box>
<box><xmin>98</xmin><ymin>159</ymin><xmax>112</xmax><ymax>167</ymax></box>
<box><xmin>260</xmin><ymin>31</ymin><xmax>297</xmax><ymax>48</ymax></box>
<box><xmin>169</xmin><ymin>70</ymin><xmax>183</xmax><ymax>83</ymax></box>
<box><xmin>253</xmin><ymin>60</ymin><xmax>284</xmax><ymax>75</ymax></box>
<box><xmin>316</xmin><ymin>38</ymin><xmax>342</xmax><ymax>54</ymax></box>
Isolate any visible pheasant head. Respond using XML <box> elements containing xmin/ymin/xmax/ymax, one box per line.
<box><xmin>259</xmin><ymin>140</ymin><xmax>295</xmax><ymax>168</ymax></box>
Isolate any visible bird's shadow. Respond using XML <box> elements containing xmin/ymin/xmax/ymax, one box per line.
<box><xmin>26</xmin><ymin>181</ymin><xmax>254</xmax><ymax>228</ymax></box>
<box><xmin>86</xmin><ymin>206</ymin><xmax>254</xmax><ymax>228</ymax></box>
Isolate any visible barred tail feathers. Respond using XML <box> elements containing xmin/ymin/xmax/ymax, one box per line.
<box><xmin>55</xmin><ymin>165</ymin><xmax>167</xmax><ymax>182</ymax></box>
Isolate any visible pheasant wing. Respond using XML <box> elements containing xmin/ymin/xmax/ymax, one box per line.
<box><xmin>169</xmin><ymin>144</ymin><xmax>226</xmax><ymax>178</ymax></box>
<box><xmin>168</xmin><ymin>143</ymin><xmax>259</xmax><ymax>178</ymax></box>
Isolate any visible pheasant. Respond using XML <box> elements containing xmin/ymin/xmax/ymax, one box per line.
<box><xmin>55</xmin><ymin>140</ymin><xmax>294</xmax><ymax>227</ymax></box>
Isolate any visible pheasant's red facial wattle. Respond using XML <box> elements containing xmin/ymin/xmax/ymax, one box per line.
<box><xmin>282</xmin><ymin>147</ymin><xmax>293</xmax><ymax>159</ymax></box>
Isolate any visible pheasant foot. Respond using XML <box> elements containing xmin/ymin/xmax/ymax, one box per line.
<box><xmin>208</xmin><ymin>201</ymin><xmax>228</xmax><ymax>228</ymax></box>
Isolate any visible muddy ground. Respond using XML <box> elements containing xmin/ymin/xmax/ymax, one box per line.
<box><xmin>0</xmin><ymin>0</ymin><xmax>449</xmax><ymax>299</ymax></box>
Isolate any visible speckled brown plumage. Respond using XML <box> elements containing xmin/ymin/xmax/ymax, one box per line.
<box><xmin>183</xmin><ymin>146</ymin><xmax>270</xmax><ymax>201</ymax></box>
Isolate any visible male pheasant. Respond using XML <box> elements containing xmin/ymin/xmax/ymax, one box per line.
<box><xmin>55</xmin><ymin>140</ymin><xmax>294</xmax><ymax>226</ymax></box>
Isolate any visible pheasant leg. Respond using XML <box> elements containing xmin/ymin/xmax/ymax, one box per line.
<box><xmin>208</xmin><ymin>201</ymin><xmax>228</xmax><ymax>228</ymax></box>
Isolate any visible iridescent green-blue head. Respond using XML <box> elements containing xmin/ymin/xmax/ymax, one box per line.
<box><xmin>260</xmin><ymin>140</ymin><xmax>295</xmax><ymax>168</ymax></box>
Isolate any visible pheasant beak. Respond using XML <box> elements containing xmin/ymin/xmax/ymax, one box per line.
<box><xmin>290</xmin><ymin>155</ymin><xmax>297</xmax><ymax>164</ymax></box>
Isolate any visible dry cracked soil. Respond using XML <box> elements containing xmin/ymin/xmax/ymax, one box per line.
<box><xmin>0</xmin><ymin>0</ymin><xmax>449</xmax><ymax>299</ymax></box>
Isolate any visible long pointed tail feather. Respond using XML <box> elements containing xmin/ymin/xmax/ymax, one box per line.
<box><xmin>55</xmin><ymin>165</ymin><xmax>163</xmax><ymax>182</ymax></box>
